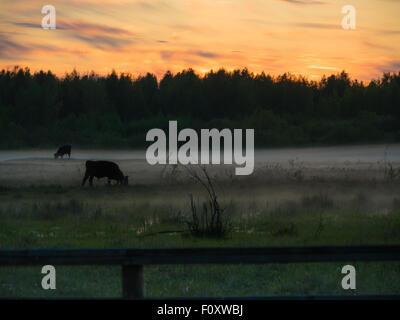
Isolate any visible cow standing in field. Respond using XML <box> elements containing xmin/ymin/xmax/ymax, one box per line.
<box><xmin>54</xmin><ymin>145</ymin><xmax>71</xmax><ymax>159</ymax></box>
<box><xmin>82</xmin><ymin>160</ymin><xmax>129</xmax><ymax>186</ymax></box>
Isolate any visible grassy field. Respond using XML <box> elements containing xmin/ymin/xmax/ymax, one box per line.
<box><xmin>1</xmin><ymin>173</ymin><xmax>400</xmax><ymax>298</ymax></box>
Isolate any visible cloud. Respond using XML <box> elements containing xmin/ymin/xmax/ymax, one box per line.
<box><xmin>379</xmin><ymin>60</ymin><xmax>400</xmax><ymax>73</ymax></box>
<box><xmin>307</xmin><ymin>65</ymin><xmax>340</xmax><ymax>71</ymax></box>
<box><xmin>133</xmin><ymin>0</ymin><xmax>173</xmax><ymax>11</ymax></box>
<box><xmin>9</xmin><ymin>19</ymin><xmax>135</xmax><ymax>52</ymax></box>
<box><xmin>0</xmin><ymin>35</ymin><xmax>31</xmax><ymax>59</ymax></box>
<box><xmin>378</xmin><ymin>29</ymin><xmax>400</xmax><ymax>35</ymax></box>
<box><xmin>61</xmin><ymin>20</ymin><xmax>136</xmax><ymax>50</ymax></box>
<box><xmin>274</xmin><ymin>0</ymin><xmax>329</xmax><ymax>5</ymax></box>
<box><xmin>160</xmin><ymin>50</ymin><xmax>220</xmax><ymax>61</ymax></box>
<box><xmin>13</xmin><ymin>22</ymin><xmax>41</xmax><ymax>29</ymax></box>
<box><xmin>170</xmin><ymin>24</ymin><xmax>216</xmax><ymax>34</ymax></box>
<box><xmin>193</xmin><ymin>51</ymin><xmax>219</xmax><ymax>58</ymax></box>
<box><xmin>157</xmin><ymin>48</ymin><xmax>224</xmax><ymax>67</ymax></box>
<box><xmin>160</xmin><ymin>51</ymin><xmax>174</xmax><ymax>60</ymax></box>
<box><xmin>0</xmin><ymin>34</ymin><xmax>87</xmax><ymax>60</ymax></box>
<box><xmin>58</xmin><ymin>20</ymin><xmax>134</xmax><ymax>36</ymax></box>
<box><xmin>73</xmin><ymin>34</ymin><xmax>133</xmax><ymax>50</ymax></box>
<box><xmin>293</xmin><ymin>22</ymin><xmax>340</xmax><ymax>29</ymax></box>
<box><xmin>13</xmin><ymin>20</ymin><xmax>136</xmax><ymax>51</ymax></box>
<box><xmin>14</xmin><ymin>19</ymin><xmax>134</xmax><ymax>35</ymax></box>
<box><xmin>363</xmin><ymin>40</ymin><xmax>393</xmax><ymax>52</ymax></box>
<box><xmin>48</xmin><ymin>19</ymin><xmax>136</xmax><ymax>50</ymax></box>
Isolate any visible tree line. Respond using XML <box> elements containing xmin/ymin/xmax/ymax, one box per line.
<box><xmin>0</xmin><ymin>66</ymin><xmax>399</xmax><ymax>148</ymax></box>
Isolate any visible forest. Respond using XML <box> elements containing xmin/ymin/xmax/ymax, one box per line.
<box><xmin>0</xmin><ymin>66</ymin><xmax>399</xmax><ymax>148</ymax></box>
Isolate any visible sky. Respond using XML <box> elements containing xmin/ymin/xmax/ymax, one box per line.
<box><xmin>0</xmin><ymin>0</ymin><xmax>399</xmax><ymax>81</ymax></box>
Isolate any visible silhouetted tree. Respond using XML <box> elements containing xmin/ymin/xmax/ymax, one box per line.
<box><xmin>0</xmin><ymin>67</ymin><xmax>399</xmax><ymax>148</ymax></box>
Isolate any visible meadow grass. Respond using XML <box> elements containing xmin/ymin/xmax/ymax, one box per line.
<box><xmin>0</xmin><ymin>181</ymin><xmax>400</xmax><ymax>298</ymax></box>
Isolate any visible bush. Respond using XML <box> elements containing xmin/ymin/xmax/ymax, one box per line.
<box><xmin>185</xmin><ymin>166</ymin><xmax>232</xmax><ymax>238</ymax></box>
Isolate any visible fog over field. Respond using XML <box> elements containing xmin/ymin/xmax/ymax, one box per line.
<box><xmin>1</xmin><ymin>144</ymin><xmax>400</xmax><ymax>298</ymax></box>
<box><xmin>0</xmin><ymin>144</ymin><xmax>399</xmax><ymax>186</ymax></box>
<box><xmin>2</xmin><ymin>144</ymin><xmax>400</xmax><ymax>163</ymax></box>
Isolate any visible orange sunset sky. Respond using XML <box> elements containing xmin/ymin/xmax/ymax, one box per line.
<box><xmin>0</xmin><ymin>0</ymin><xmax>399</xmax><ymax>81</ymax></box>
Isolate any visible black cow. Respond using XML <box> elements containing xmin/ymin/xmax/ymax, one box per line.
<box><xmin>54</xmin><ymin>145</ymin><xmax>71</xmax><ymax>159</ymax></box>
<box><xmin>82</xmin><ymin>160</ymin><xmax>129</xmax><ymax>186</ymax></box>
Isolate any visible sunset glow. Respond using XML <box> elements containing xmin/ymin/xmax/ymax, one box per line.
<box><xmin>1</xmin><ymin>0</ymin><xmax>399</xmax><ymax>80</ymax></box>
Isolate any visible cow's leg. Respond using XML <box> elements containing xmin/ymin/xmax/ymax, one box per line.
<box><xmin>107</xmin><ymin>179</ymin><xmax>111</xmax><ymax>186</ymax></box>
<box><xmin>82</xmin><ymin>173</ymin><xmax>89</xmax><ymax>186</ymax></box>
<box><xmin>89</xmin><ymin>176</ymin><xmax>94</xmax><ymax>186</ymax></box>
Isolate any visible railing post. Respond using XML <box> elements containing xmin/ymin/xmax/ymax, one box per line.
<box><xmin>122</xmin><ymin>264</ymin><xmax>144</xmax><ymax>299</ymax></box>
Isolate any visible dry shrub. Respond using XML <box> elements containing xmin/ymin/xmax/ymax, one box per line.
<box><xmin>185</xmin><ymin>165</ymin><xmax>232</xmax><ymax>238</ymax></box>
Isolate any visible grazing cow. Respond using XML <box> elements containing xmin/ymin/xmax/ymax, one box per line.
<box><xmin>82</xmin><ymin>160</ymin><xmax>129</xmax><ymax>186</ymax></box>
<box><xmin>54</xmin><ymin>145</ymin><xmax>71</xmax><ymax>159</ymax></box>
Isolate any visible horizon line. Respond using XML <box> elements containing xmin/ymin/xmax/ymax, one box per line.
<box><xmin>2</xmin><ymin>65</ymin><xmax>400</xmax><ymax>83</ymax></box>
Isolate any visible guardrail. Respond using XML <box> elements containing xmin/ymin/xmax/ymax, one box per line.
<box><xmin>1</xmin><ymin>245</ymin><xmax>400</xmax><ymax>299</ymax></box>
